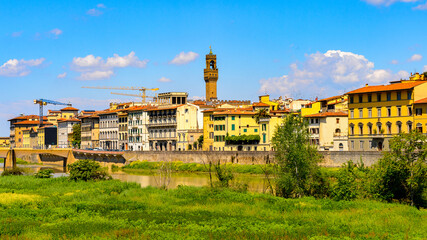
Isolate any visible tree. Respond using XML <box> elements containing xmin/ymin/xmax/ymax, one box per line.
<box><xmin>272</xmin><ymin>114</ymin><xmax>323</xmax><ymax>198</ymax></box>
<box><xmin>372</xmin><ymin>131</ymin><xmax>427</xmax><ymax>207</ymax></box>
<box><xmin>254</xmin><ymin>108</ymin><xmax>270</xmax><ymax>124</ymax></box>
<box><xmin>72</xmin><ymin>123</ymin><xmax>81</xmax><ymax>149</ymax></box>
<box><xmin>197</xmin><ymin>135</ymin><xmax>204</xmax><ymax>150</ymax></box>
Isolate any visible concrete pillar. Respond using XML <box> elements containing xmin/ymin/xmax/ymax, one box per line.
<box><xmin>5</xmin><ymin>149</ymin><xmax>16</xmax><ymax>169</ymax></box>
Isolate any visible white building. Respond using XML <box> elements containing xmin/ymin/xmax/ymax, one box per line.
<box><xmin>99</xmin><ymin>110</ymin><xmax>119</xmax><ymax>150</ymax></box>
<box><xmin>127</xmin><ymin>106</ymin><xmax>150</xmax><ymax>151</ymax></box>
<box><xmin>57</xmin><ymin>118</ymin><xmax>80</xmax><ymax>148</ymax></box>
<box><xmin>305</xmin><ymin>112</ymin><xmax>348</xmax><ymax>151</ymax></box>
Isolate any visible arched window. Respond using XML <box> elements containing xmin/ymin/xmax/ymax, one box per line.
<box><xmin>335</xmin><ymin>128</ymin><xmax>341</xmax><ymax>133</ymax></box>
<box><xmin>210</xmin><ymin>60</ymin><xmax>215</xmax><ymax>69</ymax></box>
<box><xmin>396</xmin><ymin>121</ymin><xmax>402</xmax><ymax>133</ymax></box>
<box><xmin>339</xmin><ymin>143</ymin><xmax>344</xmax><ymax>151</ymax></box>
<box><xmin>407</xmin><ymin>121</ymin><xmax>413</xmax><ymax>132</ymax></box>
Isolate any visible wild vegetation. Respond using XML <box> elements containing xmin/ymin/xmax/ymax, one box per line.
<box><xmin>0</xmin><ymin>176</ymin><xmax>425</xmax><ymax>239</ymax></box>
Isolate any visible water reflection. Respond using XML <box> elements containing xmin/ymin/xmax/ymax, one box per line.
<box><xmin>0</xmin><ymin>164</ymin><xmax>269</xmax><ymax>193</ymax></box>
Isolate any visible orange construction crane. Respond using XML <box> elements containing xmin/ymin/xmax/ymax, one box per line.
<box><xmin>82</xmin><ymin>86</ymin><xmax>159</xmax><ymax>103</ymax></box>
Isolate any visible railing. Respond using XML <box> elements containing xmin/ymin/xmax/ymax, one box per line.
<box><xmin>148</xmin><ymin>122</ymin><xmax>177</xmax><ymax>127</ymax></box>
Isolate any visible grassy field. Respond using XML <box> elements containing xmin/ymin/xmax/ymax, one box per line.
<box><xmin>0</xmin><ymin>176</ymin><xmax>425</xmax><ymax>239</ymax></box>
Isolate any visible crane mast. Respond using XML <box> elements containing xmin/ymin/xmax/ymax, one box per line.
<box><xmin>33</xmin><ymin>99</ymin><xmax>71</xmax><ymax>127</ymax></box>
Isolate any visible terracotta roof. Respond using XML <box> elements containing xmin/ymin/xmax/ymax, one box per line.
<box><xmin>346</xmin><ymin>81</ymin><xmax>426</xmax><ymax>95</ymax></box>
<box><xmin>58</xmin><ymin>118</ymin><xmax>81</xmax><ymax>123</ymax></box>
<box><xmin>414</xmin><ymin>97</ymin><xmax>427</xmax><ymax>104</ymax></box>
<box><xmin>48</xmin><ymin>110</ymin><xmax>61</xmax><ymax>113</ymax></box>
<box><xmin>319</xmin><ymin>95</ymin><xmax>342</xmax><ymax>102</ymax></box>
<box><xmin>213</xmin><ymin>110</ymin><xmax>255</xmax><ymax>115</ymax></box>
<box><xmin>60</xmin><ymin>107</ymin><xmax>79</xmax><ymax>111</ymax></box>
<box><xmin>253</xmin><ymin>102</ymin><xmax>270</xmax><ymax>107</ymax></box>
<box><xmin>304</xmin><ymin>111</ymin><xmax>348</xmax><ymax>118</ymax></box>
<box><xmin>14</xmin><ymin>120</ymin><xmax>53</xmax><ymax>125</ymax></box>
<box><xmin>8</xmin><ymin>115</ymin><xmax>40</xmax><ymax>121</ymax></box>
<box><xmin>145</xmin><ymin>105</ymin><xmax>181</xmax><ymax>111</ymax></box>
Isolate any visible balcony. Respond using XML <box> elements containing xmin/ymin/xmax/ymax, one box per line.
<box><xmin>333</xmin><ymin>133</ymin><xmax>347</xmax><ymax>140</ymax></box>
<box><xmin>148</xmin><ymin>121</ymin><xmax>177</xmax><ymax>127</ymax></box>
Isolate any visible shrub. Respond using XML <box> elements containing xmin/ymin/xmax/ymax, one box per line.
<box><xmin>34</xmin><ymin>169</ymin><xmax>54</xmax><ymax>178</ymax></box>
<box><xmin>333</xmin><ymin>160</ymin><xmax>370</xmax><ymax>201</ymax></box>
<box><xmin>68</xmin><ymin>159</ymin><xmax>111</xmax><ymax>181</ymax></box>
<box><xmin>1</xmin><ymin>167</ymin><xmax>25</xmax><ymax>176</ymax></box>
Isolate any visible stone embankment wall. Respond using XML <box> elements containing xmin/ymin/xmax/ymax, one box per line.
<box><xmin>123</xmin><ymin>151</ymin><xmax>385</xmax><ymax>167</ymax></box>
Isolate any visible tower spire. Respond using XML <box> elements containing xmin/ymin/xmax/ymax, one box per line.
<box><xmin>209</xmin><ymin>46</ymin><xmax>212</xmax><ymax>54</ymax></box>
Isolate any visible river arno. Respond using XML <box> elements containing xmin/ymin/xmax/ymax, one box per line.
<box><xmin>0</xmin><ymin>163</ymin><xmax>269</xmax><ymax>193</ymax></box>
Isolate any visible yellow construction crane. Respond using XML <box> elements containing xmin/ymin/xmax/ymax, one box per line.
<box><xmin>82</xmin><ymin>86</ymin><xmax>159</xmax><ymax>103</ymax></box>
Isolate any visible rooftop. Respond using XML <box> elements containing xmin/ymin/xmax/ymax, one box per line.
<box><xmin>61</xmin><ymin>107</ymin><xmax>79</xmax><ymax>111</ymax></box>
<box><xmin>304</xmin><ymin>111</ymin><xmax>348</xmax><ymax>118</ymax></box>
<box><xmin>346</xmin><ymin>81</ymin><xmax>426</xmax><ymax>95</ymax></box>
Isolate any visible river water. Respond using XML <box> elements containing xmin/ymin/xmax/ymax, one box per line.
<box><xmin>0</xmin><ymin>163</ymin><xmax>270</xmax><ymax>193</ymax></box>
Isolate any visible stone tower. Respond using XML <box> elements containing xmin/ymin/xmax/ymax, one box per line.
<box><xmin>204</xmin><ymin>47</ymin><xmax>218</xmax><ymax>101</ymax></box>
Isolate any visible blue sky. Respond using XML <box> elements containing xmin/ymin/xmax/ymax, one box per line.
<box><xmin>1</xmin><ymin>0</ymin><xmax>427</xmax><ymax>136</ymax></box>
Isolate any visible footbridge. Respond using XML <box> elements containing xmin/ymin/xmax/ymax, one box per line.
<box><xmin>0</xmin><ymin>148</ymin><xmax>125</xmax><ymax>170</ymax></box>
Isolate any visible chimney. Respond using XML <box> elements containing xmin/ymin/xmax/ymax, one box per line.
<box><xmin>365</xmin><ymin>83</ymin><xmax>369</xmax><ymax>87</ymax></box>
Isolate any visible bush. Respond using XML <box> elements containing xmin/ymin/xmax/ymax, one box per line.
<box><xmin>333</xmin><ymin>160</ymin><xmax>370</xmax><ymax>201</ymax></box>
<box><xmin>1</xmin><ymin>167</ymin><xmax>25</xmax><ymax>176</ymax></box>
<box><xmin>68</xmin><ymin>159</ymin><xmax>111</xmax><ymax>181</ymax></box>
<box><xmin>34</xmin><ymin>169</ymin><xmax>54</xmax><ymax>178</ymax></box>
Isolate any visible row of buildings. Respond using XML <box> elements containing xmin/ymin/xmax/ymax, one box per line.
<box><xmin>5</xmin><ymin>48</ymin><xmax>427</xmax><ymax>152</ymax></box>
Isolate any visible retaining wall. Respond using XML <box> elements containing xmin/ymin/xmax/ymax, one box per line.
<box><xmin>123</xmin><ymin>151</ymin><xmax>385</xmax><ymax>167</ymax></box>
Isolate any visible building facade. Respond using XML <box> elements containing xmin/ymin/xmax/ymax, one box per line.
<box><xmin>57</xmin><ymin>119</ymin><xmax>80</xmax><ymax>148</ymax></box>
<box><xmin>99</xmin><ymin>111</ymin><xmax>119</xmax><ymax>150</ymax></box>
<box><xmin>128</xmin><ymin>106</ymin><xmax>150</xmax><ymax>151</ymax></box>
<box><xmin>347</xmin><ymin>73</ymin><xmax>427</xmax><ymax>151</ymax></box>
<box><xmin>80</xmin><ymin>114</ymin><xmax>99</xmax><ymax>149</ymax></box>
<box><xmin>305</xmin><ymin>112</ymin><xmax>348</xmax><ymax>151</ymax></box>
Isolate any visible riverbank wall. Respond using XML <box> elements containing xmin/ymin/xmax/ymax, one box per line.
<box><xmin>123</xmin><ymin>151</ymin><xmax>385</xmax><ymax>167</ymax></box>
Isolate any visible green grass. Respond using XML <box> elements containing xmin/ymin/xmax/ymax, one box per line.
<box><xmin>123</xmin><ymin>160</ymin><xmax>274</xmax><ymax>174</ymax></box>
<box><xmin>0</xmin><ymin>176</ymin><xmax>425</xmax><ymax>239</ymax></box>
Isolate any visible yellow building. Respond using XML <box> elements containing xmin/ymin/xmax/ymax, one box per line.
<box><xmin>301</xmin><ymin>95</ymin><xmax>348</xmax><ymax>117</ymax></box>
<box><xmin>0</xmin><ymin>137</ymin><xmax>10</xmax><ymax>147</ymax></box>
<box><xmin>60</xmin><ymin>107</ymin><xmax>79</xmax><ymax>119</ymax></box>
<box><xmin>259</xmin><ymin>95</ymin><xmax>279</xmax><ymax>111</ymax></box>
<box><xmin>347</xmin><ymin>74</ymin><xmax>427</xmax><ymax>151</ymax></box>
<box><xmin>202</xmin><ymin>103</ymin><xmax>288</xmax><ymax>151</ymax></box>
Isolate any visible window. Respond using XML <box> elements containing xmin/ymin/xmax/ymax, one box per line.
<box><xmin>387</xmin><ymin>107</ymin><xmax>391</xmax><ymax>117</ymax></box>
<box><xmin>377</xmin><ymin>107</ymin><xmax>381</xmax><ymax>117</ymax></box>
<box><xmin>254</xmin><ymin>129</ymin><xmax>258</xmax><ymax>132</ymax></box>
<box><xmin>336</xmin><ymin>118</ymin><xmax>340</xmax><ymax>124</ymax></box>
<box><xmin>416</xmin><ymin>108</ymin><xmax>422</xmax><ymax>116</ymax></box>
<box><xmin>263</xmin><ymin>134</ymin><xmax>266</xmax><ymax>143</ymax></box>
<box><xmin>397</xmin><ymin>106</ymin><xmax>401</xmax><ymax>116</ymax></box>
<box><xmin>360</xmin><ymin>141</ymin><xmax>364</xmax><ymax>150</ymax></box>
<box><xmin>315</xmin><ymin>118</ymin><xmax>319</xmax><ymax>123</ymax></box>
<box><xmin>407</xmin><ymin>91</ymin><xmax>412</xmax><ymax>100</ymax></box>
<box><xmin>368</xmin><ymin>108</ymin><xmax>372</xmax><ymax>118</ymax></box>
<box><xmin>397</xmin><ymin>123</ymin><xmax>402</xmax><ymax>133</ymax></box>
<box><xmin>350</xmin><ymin>110</ymin><xmax>354</xmax><ymax>118</ymax></box>
<box><xmin>262</xmin><ymin>124</ymin><xmax>266</xmax><ymax>131</ymax></box>
<box><xmin>359</xmin><ymin>109</ymin><xmax>363</xmax><ymax>118</ymax></box>
<box><xmin>350</xmin><ymin>125</ymin><xmax>354</xmax><ymax>135</ymax></box>
<box><xmin>359</xmin><ymin>124</ymin><xmax>363</xmax><ymax>135</ymax></box>
<box><xmin>387</xmin><ymin>92</ymin><xmax>391</xmax><ymax>101</ymax></box>
<box><xmin>231</xmin><ymin>124</ymin><xmax>235</xmax><ymax>130</ymax></box>
<box><xmin>359</xmin><ymin>95</ymin><xmax>363</xmax><ymax>103</ymax></box>
<box><xmin>408</xmin><ymin>106</ymin><xmax>412</xmax><ymax>116</ymax></box>
<box><xmin>387</xmin><ymin>123</ymin><xmax>392</xmax><ymax>134</ymax></box>
<box><xmin>407</xmin><ymin>122</ymin><xmax>412</xmax><ymax>132</ymax></box>
<box><xmin>350</xmin><ymin>96</ymin><xmax>354</xmax><ymax>104</ymax></box>
<box><xmin>368</xmin><ymin>94</ymin><xmax>372</xmax><ymax>102</ymax></box>
<box><xmin>397</xmin><ymin>92</ymin><xmax>401</xmax><ymax>100</ymax></box>
<box><xmin>351</xmin><ymin>140</ymin><xmax>354</xmax><ymax>149</ymax></box>
<box><xmin>368</xmin><ymin>124</ymin><xmax>372</xmax><ymax>135</ymax></box>
<box><xmin>244</xmin><ymin>129</ymin><xmax>247</xmax><ymax>133</ymax></box>
<box><xmin>231</xmin><ymin>116</ymin><xmax>235</xmax><ymax>120</ymax></box>
<box><xmin>377</xmin><ymin>94</ymin><xmax>381</xmax><ymax>102</ymax></box>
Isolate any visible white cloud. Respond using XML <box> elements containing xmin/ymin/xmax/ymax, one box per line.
<box><xmin>363</xmin><ymin>0</ymin><xmax>420</xmax><ymax>6</ymax></box>
<box><xmin>50</xmin><ymin>28</ymin><xmax>63</xmax><ymax>36</ymax></box>
<box><xmin>97</xmin><ymin>3</ymin><xmax>106</xmax><ymax>8</ymax></box>
<box><xmin>169</xmin><ymin>51</ymin><xmax>199</xmax><ymax>65</ymax></box>
<box><xmin>413</xmin><ymin>1</ymin><xmax>427</xmax><ymax>9</ymax></box>
<box><xmin>78</xmin><ymin>70</ymin><xmax>114</xmax><ymax>80</ymax></box>
<box><xmin>71</xmin><ymin>52</ymin><xmax>148</xmax><ymax>80</ymax></box>
<box><xmin>87</xmin><ymin>8</ymin><xmax>103</xmax><ymax>16</ymax></box>
<box><xmin>0</xmin><ymin>58</ymin><xmax>45</xmax><ymax>77</ymax></box>
<box><xmin>408</xmin><ymin>54</ymin><xmax>423</xmax><ymax>62</ymax></box>
<box><xmin>57</xmin><ymin>72</ymin><xmax>67</xmax><ymax>79</ymax></box>
<box><xmin>390</xmin><ymin>60</ymin><xmax>399</xmax><ymax>64</ymax></box>
<box><xmin>11</xmin><ymin>31</ymin><xmax>23</xmax><ymax>37</ymax></box>
<box><xmin>259</xmin><ymin>50</ymin><xmax>409</xmax><ymax>98</ymax></box>
<box><xmin>423</xmin><ymin>65</ymin><xmax>427</xmax><ymax>72</ymax></box>
<box><xmin>158</xmin><ymin>77</ymin><xmax>171</xmax><ymax>82</ymax></box>
<box><xmin>189</xmin><ymin>96</ymin><xmax>206</xmax><ymax>101</ymax></box>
